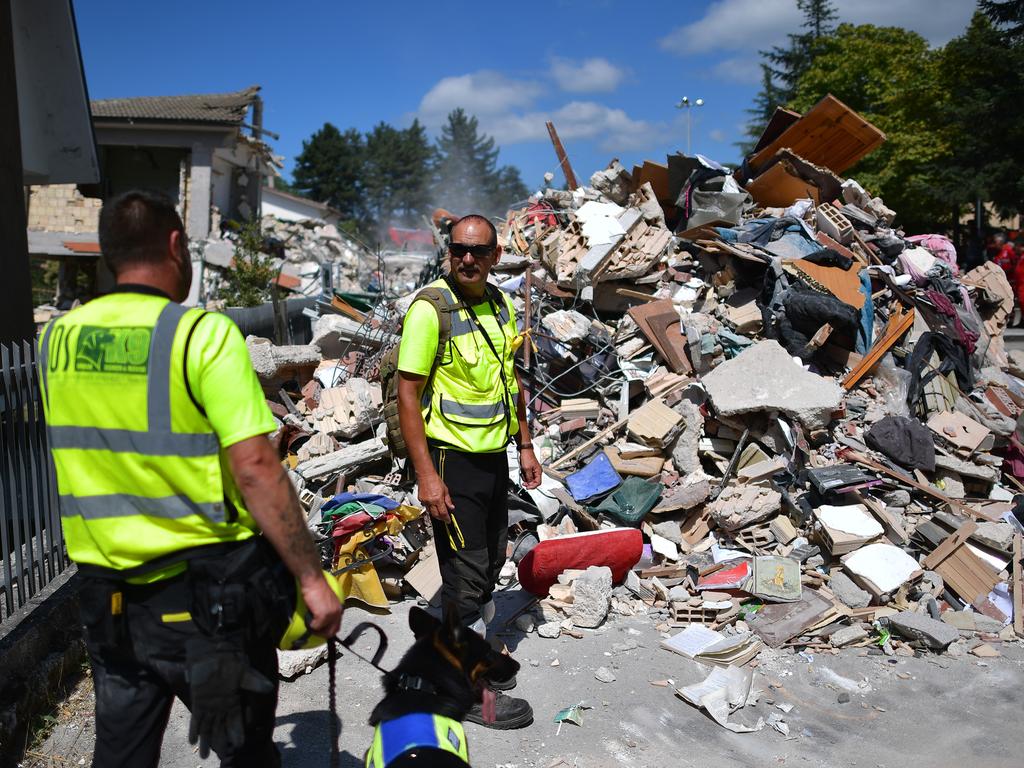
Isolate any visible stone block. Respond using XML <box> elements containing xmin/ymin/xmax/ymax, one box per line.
<box><xmin>702</xmin><ymin>340</ymin><xmax>843</xmax><ymax>429</ymax></box>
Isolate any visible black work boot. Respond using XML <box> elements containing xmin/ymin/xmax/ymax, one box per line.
<box><xmin>485</xmin><ymin>668</ymin><xmax>517</xmax><ymax>691</ymax></box>
<box><xmin>465</xmin><ymin>690</ymin><xmax>533</xmax><ymax>730</ymax></box>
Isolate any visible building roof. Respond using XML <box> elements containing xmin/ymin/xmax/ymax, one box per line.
<box><xmin>91</xmin><ymin>85</ymin><xmax>260</xmax><ymax>125</ymax></box>
<box><xmin>262</xmin><ymin>185</ymin><xmax>335</xmax><ymax>213</ymax></box>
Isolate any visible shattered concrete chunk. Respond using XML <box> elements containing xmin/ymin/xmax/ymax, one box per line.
<box><xmin>295</xmin><ymin>438</ymin><xmax>389</xmax><ymax>481</ymax></box>
<box><xmin>882</xmin><ymin>490</ymin><xmax>911</xmax><ymax>508</ymax></box>
<box><xmin>972</xmin><ymin>521</ymin><xmax>1014</xmax><ymax>551</ymax></box>
<box><xmin>829</xmin><ymin>571</ymin><xmax>871</xmax><ymax>609</ymax></box>
<box><xmin>707</xmin><ymin>484</ymin><xmax>781</xmax><ymax>531</ymax></box>
<box><xmin>652</xmin><ymin>521</ymin><xmax>682</xmax><ymax>546</ymax></box>
<box><xmin>888</xmin><ymin>611</ymin><xmax>960</xmax><ymax>650</ymax></box>
<box><xmin>830</xmin><ymin>625</ymin><xmax>869</xmax><ymax>648</ymax></box>
<box><xmin>537</xmin><ymin>622</ymin><xmax>562</xmax><ymax>639</ymax></box>
<box><xmin>277</xmin><ymin>646</ymin><xmax>329</xmax><ymax>679</ymax></box>
<box><xmin>570</xmin><ymin>566</ymin><xmax>613</xmax><ymax>628</ymax></box>
<box><xmin>246</xmin><ymin>337</ymin><xmax>321</xmax><ymax>383</ymax></box>
<box><xmin>941</xmin><ymin>611</ymin><xmax>1006</xmax><ymax>634</ymax></box>
<box><xmin>670</xmin><ymin>399</ymin><xmax>704</xmax><ymax>476</ymax></box>
<box><xmin>701</xmin><ymin>340</ymin><xmax>843</xmax><ymax>429</ymax></box>
<box><xmin>542</xmin><ymin>309</ymin><xmax>592</xmax><ymax>344</ymax></box>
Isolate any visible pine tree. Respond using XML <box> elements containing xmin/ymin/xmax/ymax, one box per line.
<box><xmin>433</xmin><ymin>109</ymin><xmax>499</xmax><ymax>216</ymax></box>
<box><xmin>292</xmin><ymin>123</ymin><xmax>365</xmax><ymax>223</ymax></box>
<box><xmin>390</xmin><ymin>120</ymin><xmax>434</xmax><ymax>228</ymax></box>
<box><xmin>979</xmin><ymin>0</ymin><xmax>1024</xmax><ymax>41</ymax></box>
<box><xmin>743</xmin><ymin>0</ymin><xmax>838</xmax><ymax>148</ymax></box>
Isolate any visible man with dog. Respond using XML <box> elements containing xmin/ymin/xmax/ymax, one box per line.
<box><xmin>39</xmin><ymin>190</ymin><xmax>342</xmax><ymax>767</ymax></box>
<box><xmin>396</xmin><ymin>214</ymin><xmax>540</xmax><ymax>729</ymax></box>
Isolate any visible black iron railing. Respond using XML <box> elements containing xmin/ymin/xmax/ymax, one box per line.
<box><xmin>0</xmin><ymin>340</ymin><xmax>66</xmax><ymax>624</ymax></box>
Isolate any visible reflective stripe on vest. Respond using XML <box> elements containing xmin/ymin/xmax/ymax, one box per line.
<box><xmin>365</xmin><ymin>712</ymin><xmax>469</xmax><ymax>767</ymax></box>
<box><xmin>41</xmin><ymin>301</ymin><xmax>225</xmax><ymax>524</ymax></box>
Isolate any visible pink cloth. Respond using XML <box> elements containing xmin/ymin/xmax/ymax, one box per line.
<box><xmin>907</xmin><ymin>234</ymin><xmax>959</xmax><ymax>276</ymax></box>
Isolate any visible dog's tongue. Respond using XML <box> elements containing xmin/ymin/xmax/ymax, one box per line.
<box><xmin>482</xmin><ymin>687</ymin><xmax>496</xmax><ymax>724</ymax></box>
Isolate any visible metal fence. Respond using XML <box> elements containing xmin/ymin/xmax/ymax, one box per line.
<box><xmin>0</xmin><ymin>340</ymin><xmax>66</xmax><ymax>624</ymax></box>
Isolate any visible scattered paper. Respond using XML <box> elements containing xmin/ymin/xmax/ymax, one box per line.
<box><xmin>661</xmin><ymin>625</ymin><xmax>722</xmax><ymax>658</ymax></box>
<box><xmin>676</xmin><ymin>666</ymin><xmax>765</xmax><ymax>733</ymax></box>
<box><xmin>553</xmin><ymin>702</ymin><xmax>591</xmax><ymax>735</ymax></box>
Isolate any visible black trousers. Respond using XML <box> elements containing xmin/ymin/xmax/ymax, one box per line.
<box><xmin>428</xmin><ymin>446</ymin><xmax>509</xmax><ymax>625</ymax></box>
<box><xmin>79</xmin><ymin>573</ymin><xmax>281</xmax><ymax>768</ymax></box>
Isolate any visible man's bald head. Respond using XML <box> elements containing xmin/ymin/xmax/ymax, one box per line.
<box><xmin>451</xmin><ymin>214</ymin><xmax>497</xmax><ymax>247</ymax></box>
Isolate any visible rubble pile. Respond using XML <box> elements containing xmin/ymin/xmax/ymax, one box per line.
<box><xmin>253</xmin><ymin>94</ymin><xmax>1022</xmax><ymax>695</ymax></box>
<box><xmin>194</xmin><ymin>214</ymin><xmax>433</xmax><ymax>305</ymax></box>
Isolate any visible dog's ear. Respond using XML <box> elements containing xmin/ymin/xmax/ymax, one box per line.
<box><xmin>441</xmin><ymin>602</ymin><xmax>464</xmax><ymax>644</ymax></box>
<box><xmin>409</xmin><ymin>606</ymin><xmax>439</xmax><ymax>639</ymax></box>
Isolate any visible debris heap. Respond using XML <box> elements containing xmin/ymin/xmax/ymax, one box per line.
<box><xmin>251</xmin><ymin>95</ymin><xmax>1022</xmax><ymax>695</ymax></box>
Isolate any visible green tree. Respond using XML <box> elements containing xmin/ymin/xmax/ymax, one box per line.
<box><xmin>932</xmin><ymin>11</ymin><xmax>1024</xmax><ymax>218</ymax></box>
<box><xmin>390</xmin><ymin>120</ymin><xmax>434</xmax><ymax>227</ymax></box>
<box><xmin>433</xmin><ymin>109</ymin><xmax>529</xmax><ymax>217</ymax></box>
<box><xmin>488</xmin><ymin>165</ymin><xmax>530</xmax><ymax>214</ymax></box>
<box><xmin>219</xmin><ymin>223</ymin><xmax>277</xmax><ymax>307</ymax></box>
<box><xmin>791</xmin><ymin>23</ymin><xmax>950</xmax><ymax>230</ymax></box>
<box><xmin>979</xmin><ymin>0</ymin><xmax>1024</xmax><ymax>41</ymax></box>
<box><xmin>744</xmin><ymin>0</ymin><xmax>838</xmax><ymax>148</ymax></box>
<box><xmin>292</xmin><ymin>123</ymin><xmax>365</xmax><ymax>223</ymax></box>
<box><xmin>363</xmin><ymin>119</ymin><xmax>434</xmax><ymax>235</ymax></box>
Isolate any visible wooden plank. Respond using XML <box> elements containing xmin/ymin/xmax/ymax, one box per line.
<box><xmin>922</xmin><ymin>521</ymin><xmax>978</xmax><ymax>570</ymax></box>
<box><xmin>843</xmin><ymin>307</ymin><xmax>915</xmax><ymax>390</ymax></box>
<box><xmin>840</xmin><ymin>448</ymin><xmax>997</xmax><ymax>522</ymax></box>
<box><xmin>545</xmin><ymin>121</ymin><xmax>578</xmax><ymax>190</ymax></box>
<box><xmin>1013</xmin><ymin>533</ymin><xmax>1023</xmax><ymax>637</ymax></box>
<box><xmin>749</xmin><ymin>94</ymin><xmax>886</xmax><ymax>175</ymax></box>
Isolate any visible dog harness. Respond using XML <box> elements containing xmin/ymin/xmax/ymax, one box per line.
<box><xmin>365</xmin><ymin>712</ymin><xmax>469</xmax><ymax>767</ymax></box>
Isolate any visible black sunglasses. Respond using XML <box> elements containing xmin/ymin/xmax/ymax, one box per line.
<box><xmin>449</xmin><ymin>242</ymin><xmax>496</xmax><ymax>259</ymax></box>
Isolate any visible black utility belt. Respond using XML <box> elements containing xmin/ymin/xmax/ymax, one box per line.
<box><xmin>77</xmin><ymin>537</ymin><xmax>292</xmax><ymax>649</ymax></box>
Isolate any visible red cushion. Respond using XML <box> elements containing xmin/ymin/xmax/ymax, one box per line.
<box><xmin>517</xmin><ymin>528</ymin><xmax>644</xmax><ymax>596</ymax></box>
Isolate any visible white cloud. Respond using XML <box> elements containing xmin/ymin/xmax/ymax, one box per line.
<box><xmin>709</xmin><ymin>128</ymin><xmax>727</xmax><ymax>143</ymax></box>
<box><xmin>481</xmin><ymin>101</ymin><xmax>665</xmax><ymax>152</ymax></box>
<box><xmin>418</xmin><ymin>70</ymin><xmax>543</xmax><ymax>126</ymax></box>
<box><xmin>550</xmin><ymin>57</ymin><xmax>626</xmax><ymax>92</ymax></box>
<box><xmin>416</xmin><ymin>71</ymin><xmax>665</xmax><ymax>153</ymax></box>
<box><xmin>661</xmin><ymin>0</ymin><xmax>975</xmax><ymax>61</ymax></box>
<box><xmin>711</xmin><ymin>56</ymin><xmax>764</xmax><ymax>85</ymax></box>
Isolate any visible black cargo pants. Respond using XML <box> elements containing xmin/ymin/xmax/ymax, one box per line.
<box><xmin>79</xmin><ymin>564</ymin><xmax>283</xmax><ymax>768</ymax></box>
<box><xmin>427</xmin><ymin>445</ymin><xmax>509</xmax><ymax>626</ymax></box>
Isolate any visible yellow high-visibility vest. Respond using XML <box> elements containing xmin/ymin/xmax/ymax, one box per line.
<box><xmin>38</xmin><ymin>292</ymin><xmax>257</xmax><ymax>581</ymax></box>
<box><xmin>411</xmin><ymin>278</ymin><xmax>520</xmax><ymax>453</ymax></box>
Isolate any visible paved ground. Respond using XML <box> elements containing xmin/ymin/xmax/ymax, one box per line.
<box><xmin>26</xmin><ymin>586</ymin><xmax>1024</xmax><ymax>768</ymax></box>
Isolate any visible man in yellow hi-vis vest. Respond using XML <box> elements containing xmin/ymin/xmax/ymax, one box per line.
<box><xmin>38</xmin><ymin>191</ymin><xmax>341</xmax><ymax>767</ymax></box>
<box><xmin>396</xmin><ymin>214</ymin><xmax>541</xmax><ymax>730</ymax></box>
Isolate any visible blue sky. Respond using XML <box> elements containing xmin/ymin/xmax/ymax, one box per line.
<box><xmin>75</xmin><ymin>0</ymin><xmax>976</xmax><ymax>193</ymax></box>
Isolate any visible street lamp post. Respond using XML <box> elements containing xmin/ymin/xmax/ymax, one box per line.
<box><xmin>675</xmin><ymin>96</ymin><xmax>704</xmax><ymax>155</ymax></box>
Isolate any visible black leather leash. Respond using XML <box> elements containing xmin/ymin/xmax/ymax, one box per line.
<box><xmin>327</xmin><ymin>638</ymin><xmax>339</xmax><ymax>768</ymax></box>
<box><xmin>325</xmin><ymin>624</ymin><xmax>389</xmax><ymax>768</ymax></box>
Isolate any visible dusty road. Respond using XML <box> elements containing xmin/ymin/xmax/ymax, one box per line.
<box><xmin>28</xmin><ymin>589</ymin><xmax>1024</xmax><ymax>768</ymax></box>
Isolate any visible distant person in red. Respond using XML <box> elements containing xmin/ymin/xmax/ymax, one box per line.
<box><xmin>993</xmin><ymin>232</ymin><xmax>1017</xmax><ymax>278</ymax></box>
<box><xmin>1012</xmin><ymin>238</ymin><xmax>1024</xmax><ymax>326</ymax></box>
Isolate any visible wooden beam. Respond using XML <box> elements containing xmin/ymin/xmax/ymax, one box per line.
<box><xmin>545</xmin><ymin>121</ymin><xmax>579</xmax><ymax>190</ymax></box>
<box><xmin>1013</xmin><ymin>533</ymin><xmax>1023</xmax><ymax>637</ymax></box>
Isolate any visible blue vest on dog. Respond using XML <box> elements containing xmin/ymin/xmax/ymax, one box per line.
<box><xmin>366</xmin><ymin>712</ymin><xmax>469</xmax><ymax>767</ymax></box>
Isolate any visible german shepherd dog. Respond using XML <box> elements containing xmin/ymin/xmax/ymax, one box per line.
<box><xmin>365</xmin><ymin>607</ymin><xmax>520</xmax><ymax>767</ymax></box>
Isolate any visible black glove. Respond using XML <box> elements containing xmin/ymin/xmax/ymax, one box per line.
<box><xmin>186</xmin><ymin>640</ymin><xmax>274</xmax><ymax>759</ymax></box>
